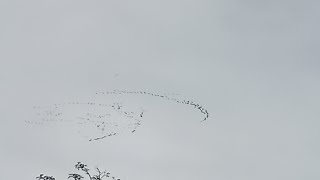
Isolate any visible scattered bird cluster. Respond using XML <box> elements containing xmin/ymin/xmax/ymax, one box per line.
<box><xmin>28</xmin><ymin>101</ymin><xmax>144</xmax><ymax>141</ymax></box>
<box><xmin>27</xmin><ymin>90</ymin><xmax>209</xmax><ymax>142</ymax></box>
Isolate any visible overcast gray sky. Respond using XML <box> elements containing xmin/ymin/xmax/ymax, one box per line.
<box><xmin>1</xmin><ymin>0</ymin><xmax>320</xmax><ymax>180</ymax></box>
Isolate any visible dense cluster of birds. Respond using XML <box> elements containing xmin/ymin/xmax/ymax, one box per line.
<box><xmin>27</xmin><ymin>90</ymin><xmax>209</xmax><ymax>142</ymax></box>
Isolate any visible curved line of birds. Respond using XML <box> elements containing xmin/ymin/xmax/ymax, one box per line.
<box><xmin>26</xmin><ymin>90</ymin><xmax>209</xmax><ymax>141</ymax></box>
<box><xmin>96</xmin><ymin>90</ymin><xmax>209</xmax><ymax>121</ymax></box>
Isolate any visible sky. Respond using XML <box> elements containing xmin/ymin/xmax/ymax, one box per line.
<box><xmin>0</xmin><ymin>0</ymin><xmax>320</xmax><ymax>180</ymax></box>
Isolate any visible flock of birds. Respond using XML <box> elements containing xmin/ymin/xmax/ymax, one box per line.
<box><xmin>27</xmin><ymin>90</ymin><xmax>209</xmax><ymax>142</ymax></box>
<box><xmin>28</xmin><ymin>101</ymin><xmax>144</xmax><ymax>141</ymax></box>
<box><xmin>32</xmin><ymin>90</ymin><xmax>210</xmax><ymax>180</ymax></box>
<box><xmin>95</xmin><ymin>90</ymin><xmax>209</xmax><ymax>121</ymax></box>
